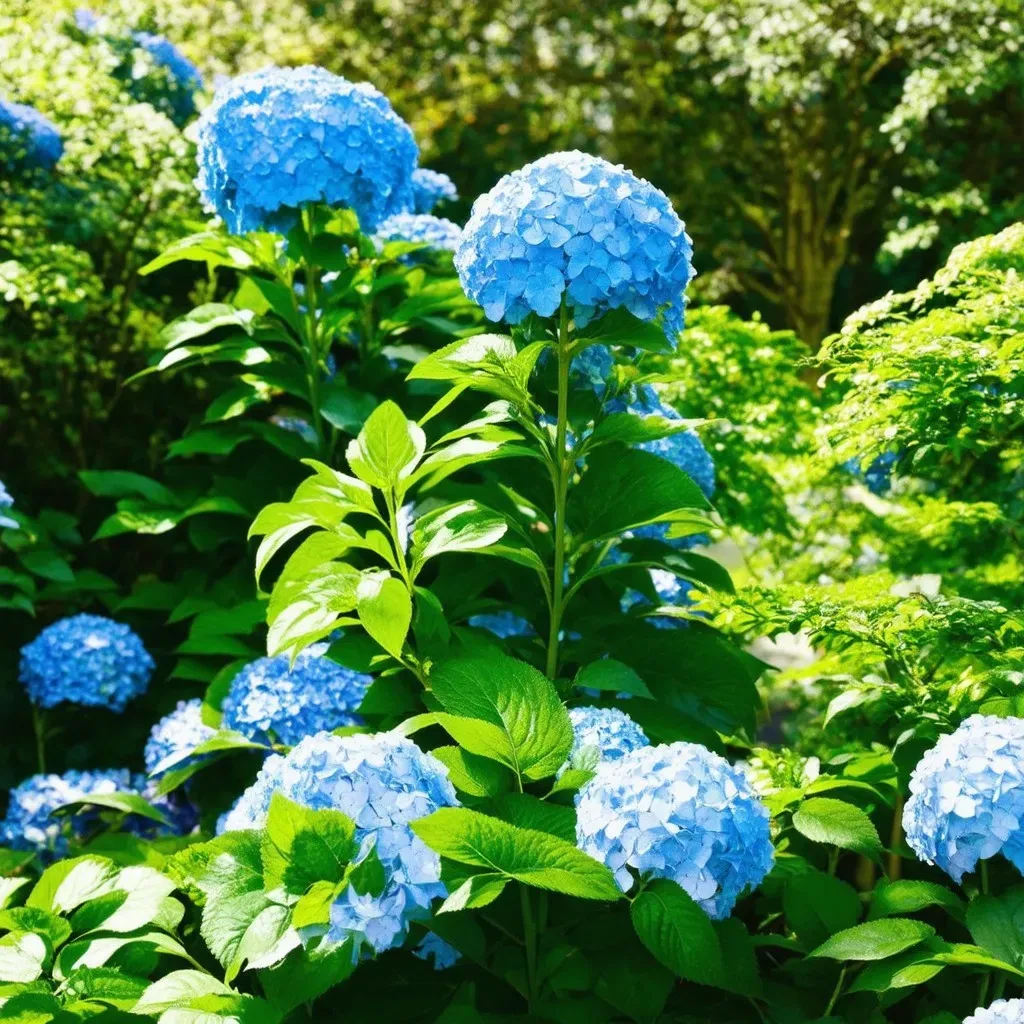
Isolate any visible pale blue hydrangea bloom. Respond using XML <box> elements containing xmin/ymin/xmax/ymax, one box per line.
<box><xmin>621</xmin><ymin>568</ymin><xmax>694</xmax><ymax>630</ymax></box>
<box><xmin>196</xmin><ymin>66</ymin><xmax>418</xmax><ymax>235</ymax></box>
<box><xmin>903</xmin><ymin>715</ymin><xmax>1024</xmax><ymax>883</ymax></box>
<box><xmin>128</xmin><ymin>32</ymin><xmax>203</xmax><ymax>126</ymax></box>
<box><xmin>1</xmin><ymin>769</ymin><xmax>196</xmax><ymax>858</ymax></box>
<box><xmin>269</xmin><ymin>414</ymin><xmax>318</xmax><ymax>446</ymax></box>
<box><xmin>0</xmin><ymin>97</ymin><xmax>63</xmax><ymax>170</ymax></box>
<box><xmin>564</xmin><ymin>707</ymin><xmax>649</xmax><ymax>773</ymax></box>
<box><xmin>842</xmin><ymin>451</ymin><xmax>899</xmax><ymax>496</ymax></box>
<box><xmin>571</xmin><ymin>344</ymin><xmax>615</xmax><ymax>396</ymax></box>
<box><xmin>74</xmin><ymin>8</ymin><xmax>100</xmax><ymax>31</ymax></box>
<box><xmin>374</xmin><ymin>213</ymin><xmax>462</xmax><ymax>256</ymax></box>
<box><xmin>455</xmin><ymin>151</ymin><xmax>693</xmax><ymax>338</ymax></box>
<box><xmin>219</xmin><ymin>731</ymin><xmax>458</xmax><ymax>957</ymax></box>
<box><xmin>0</xmin><ymin>480</ymin><xmax>17</xmax><ymax>530</ymax></box>
<box><xmin>410</xmin><ymin>168</ymin><xmax>457</xmax><ymax>214</ymax></box>
<box><xmin>576</xmin><ymin>742</ymin><xmax>774</xmax><ymax>919</ymax></box>
<box><xmin>220</xmin><ymin>644</ymin><xmax>372</xmax><ymax>746</ymax></box>
<box><xmin>467</xmin><ymin>612</ymin><xmax>535</xmax><ymax>638</ymax></box>
<box><xmin>413</xmin><ymin>932</ymin><xmax>461</xmax><ymax>970</ymax></box>
<box><xmin>19</xmin><ymin>614</ymin><xmax>154</xmax><ymax>712</ymax></box>
<box><xmin>132</xmin><ymin>32</ymin><xmax>203</xmax><ymax>91</ymax></box>
<box><xmin>964</xmin><ymin>999</ymin><xmax>1024</xmax><ymax>1024</ymax></box>
<box><xmin>144</xmin><ymin>698</ymin><xmax>216</xmax><ymax>776</ymax></box>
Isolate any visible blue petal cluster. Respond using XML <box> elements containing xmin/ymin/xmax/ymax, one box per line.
<box><xmin>374</xmin><ymin>214</ymin><xmax>462</xmax><ymax>256</ymax></box>
<box><xmin>269</xmin><ymin>414</ymin><xmax>318</xmax><ymax>446</ymax></box>
<box><xmin>144</xmin><ymin>698</ymin><xmax>216</xmax><ymax>776</ymax></box>
<box><xmin>843</xmin><ymin>451</ymin><xmax>899</xmax><ymax>496</ymax></box>
<box><xmin>576</xmin><ymin>741</ymin><xmax>774</xmax><ymax>918</ymax></box>
<box><xmin>622</xmin><ymin>568</ymin><xmax>694</xmax><ymax>630</ymax></box>
<box><xmin>19</xmin><ymin>614</ymin><xmax>154</xmax><ymax>712</ymax></box>
<box><xmin>220</xmin><ymin>644</ymin><xmax>372</xmax><ymax>746</ymax></box>
<box><xmin>409</xmin><ymin>168</ymin><xmax>458</xmax><ymax>214</ymax></box>
<box><xmin>1</xmin><ymin>769</ymin><xmax>195</xmax><ymax>857</ymax></box>
<box><xmin>903</xmin><ymin>714</ymin><xmax>1024</xmax><ymax>883</ymax></box>
<box><xmin>219</xmin><ymin>731</ymin><xmax>458</xmax><ymax>956</ymax></box>
<box><xmin>196</xmin><ymin>66</ymin><xmax>418</xmax><ymax>235</ymax></box>
<box><xmin>0</xmin><ymin>480</ymin><xmax>16</xmax><ymax>530</ymax></box>
<box><xmin>564</xmin><ymin>707</ymin><xmax>649</xmax><ymax>772</ymax></box>
<box><xmin>964</xmin><ymin>1000</ymin><xmax>1024</xmax><ymax>1024</ymax></box>
<box><xmin>571</xmin><ymin>344</ymin><xmax>615</xmax><ymax>397</ymax></box>
<box><xmin>413</xmin><ymin>932</ymin><xmax>461</xmax><ymax>970</ymax></box>
<box><xmin>128</xmin><ymin>32</ymin><xmax>203</xmax><ymax>126</ymax></box>
<box><xmin>74</xmin><ymin>8</ymin><xmax>100</xmax><ymax>31</ymax></box>
<box><xmin>132</xmin><ymin>32</ymin><xmax>203</xmax><ymax>91</ymax></box>
<box><xmin>455</xmin><ymin>151</ymin><xmax>693</xmax><ymax>337</ymax></box>
<box><xmin>0</xmin><ymin>97</ymin><xmax>63</xmax><ymax>171</ymax></box>
<box><xmin>467</xmin><ymin>612</ymin><xmax>535</xmax><ymax>638</ymax></box>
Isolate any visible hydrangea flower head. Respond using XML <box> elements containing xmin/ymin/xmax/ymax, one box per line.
<box><xmin>132</xmin><ymin>32</ymin><xmax>203</xmax><ymax>91</ymax></box>
<box><xmin>467</xmin><ymin>612</ymin><xmax>535</xmax><ymax>638</ymax></box>
<box><xmin>269</xmin><ymin>414</ymin><xmax>318</xmax><ymax>446</ymax></box>
<box><xmin>0</xmin><ymin>98</ymin><xmax>63</xmax><ymax>171</ymax></box>
<box><xmin>0</xmin><ymin>480</ymin><xmax>17</xmax><ymax>530</ymax></box>
<box><xmin>220</xmin><ymin>645</ymin><xmax>372</xmax><ymax>746</ymax></box>
<box><xmin>455</xmin><ymin>151</ymin><xmax>693</xmax><ymax>337</ymax></box>
<box><xmin>571</xmin><ymin>344</ymin><xmax>615</xmax><ymax>397</ymax></box>
<box><xmin>621</xmin><ymin>568</ymin><xmax>694</xmax><ymax>630</ymax></box>
<box><xmin>74</xmin><ymin>8</ymin><xmax>101</xmax><ymax>32</ymax></box>
<box><xmin>413</xmin><ymin>932</ymin><xmax>461</xmax><ymax>970</ymax></box>
<box><xmin>964</xmin><ymin>999</ymin><xmax>1024</xmax><ymax>1024</ymax></box>
<box><xmin>219</xmin><ymin>731</ymin><xmax>458</xmax><ymax>956</ymax></box>
<box><xmin>576</xmin><ymin>741</ymin><xmax>774</xmax><ymax>918</ymax></box>
<box><xmin>565</xmin><ymin>707</ymin><xmax>649</xmax><ymax>774</ymax></box>
<box><xmin>196</xmin><ymin>66</ymin><xmax>418</xmax><ymax>235</ymax></box>
<box><xmin>903</xmin><ymin>714</ymin><xmax>1024</xmax><ymax>883</ymax></box>
<box><xmin>145</xmin><ymin>699</ymin><xmax>216</xmax><ymax>776</ymax></box>
<box><xmin>374</xmin><ymin>214</ymin><xmax>462</xmax><ymax>257</ymax></box>
<box><xmin>128</xmin><ymin>32</ymin><xmax>203</xmax><ymax>126</ymax></box>
<box><xmin>20</xmin><ymin>614</ymin><xmax>154</xmax><ymax>712</ymax></box>
<box><xmin>1</xmin><ymin>769</ymin><xmax>195</xmax><ymax>858</ymax></box>
<box><xmin>843</xmin><ymin>451</ymin><xmax>899</xmax><ymax>496</ymax></box>
<box><xmin>410</xmin><ymin>168</ymin><xmax>457</xmax><ymax>214</ymax></box>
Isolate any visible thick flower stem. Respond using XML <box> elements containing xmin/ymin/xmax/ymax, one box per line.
<box><xmin>32</xmin><ymin>705</ymin><xmax>46</xmax><ymax>774</ymax></box>
<box><xmin>300</xmin><ymin>208</ymin><xmax>327</xmax><ymax>457</ymax></box>
<box><xmin>545</xmin><ymin>299</ymin><xmax>572</xmax><ymax>681</ymax></box>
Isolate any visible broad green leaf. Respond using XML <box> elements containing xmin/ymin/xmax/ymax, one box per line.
<box><xmin>809</xmin><ymin>919</ymin><xmax>935</xmax><ymax>961</ymax></box>
<box><xmin>870</xmin><ymin>880</ymin><xmax>964</xmax><ymax>921</ymax></box>
<box><xmin>409</xmin><ymin>501</ymin><xmax>508</xmax><ymax>574</ymax></box>
<box><xmin>356</xmin><ymin>572</ymin><xmax>412</xmax><ymax>659</ymax></box>
<box><xmin>928</xmin><ymin>942</ymin><xmax>1024</xmax><ymax>976</ymax></box>
<box><xmin>791</xmin><ymin>798</ymin><xmax>882</xmax><ymax>861</ymax></box>
<box><xmin>161</xmin><ymin>304</ymin><xmax>255</xmax><ymax>348</ymax></box>
<box><xmin>630</xmin><ymin>879</ymin><xmax>724</xmax><ymax>987</ymax></box>
<box><xmin>487</xmin><ymin>794</ymin><xmax>576</xmax><ymax>844</ymax></box>
<box><xmin>0</xmin><ymin>907</ymin><xmax>69</xmax><ymax>950</ymax></box>
<box><xmin>132</xmin><ymin>970</ymin><xmax>233</xmax><ymax>1014</ymax></box>
<box><xmin>437</xmin><ymin>874</ymin><xmax>508</xmax><ymax>913</ymax></box>
<box><xmin>0</xmin><ymin>991</ymin><xmax>62</xmax><ymax>1021</ymax></box>
<box><xmin>573</xmin><ymin>660</ymin><xmax>653</xmax><ymax>699</ymax></box>
<box><xmin>345</xmin><ymin>400</ymin><xmax>425</xmax><ymax>489</ymax></box>
<box><xmin>966</xmin><ymin>889</ymin><xmax>1024</xmax><ymax>968</ymax></box>
<box><xmin>56</xmin><ymin>791</ymin><xmax>170</xmax><ymax>827</ymax></box>
<box><xmin>0</xmin><ymin>880</ymin><xmax>30</xmax><ymax>911</ymax></box>
<box><xmin>228</xmin><ymin>902</ymin><xmax>297</xmax><ymax>979</ymax></box>
<box><xmin>62</xmin><ymin>966</ymin><xmax>149</xmax><ymax>1008</ymax></box>
<box><xmin>429</xmin><ymin>746</ymin><xmax>511</xmax><ymax>798</ymax></box>
<box><xmin>412</xmin><ymin>807</ymin><xmax>620</xmax><ymax>900</ymax></box>
<box><xmin>291</xmin><ymin>881</ymin><xmax>343</xmax><ymax>930</ymax></box>
<box><xmin>587</xmin><ymin>411</ymin><xmax>696</xmax><ymax>448</ymax></box>
<box><xmin>68</xmin><ymin>866</ymin><xmax>178</xmax><ymax>935</ymax></box>
<box><xmin>429</xmin><ymin>650</ymin><xmax>573</xmax><ymax>782</ymax></box>
<box><xmin>140</xmin><ymin>232</ymin><xmax>259</xmax><ymax>275</ymax></box>
<box><xmin>78</xmin><ymin>471</ymin><xmax>181</xmax><ymax>508</ymax></box>
<box><xmin>258</xmin><ymin>938</ymin><xmax>356</xmax><ymax>1015</ymax></box>
<box><xmin>848</xmin><ymin>948</ymin><xmax>945</xmax><ymax>993</ymax></box>
<box><xmin>575</xmin><ymin>307</ymin><xmax>672</xmax><ymax>352</ymax></box>
<box><xmin>56</xmin><ymin>929</ymin><xmax>199</xmax><ymax>980</ymax></box>
<box><xmin>158</xmin><ymin>992</ymin><xmax>283</xmax><ymax>1024</ymax></box>
<box><xmin>0</xmin><ymin>933</ymin><xmax>46</xmax><ymax>983</ymax></box>
<box><xmin>783</xmin><ymin>871</ymin><xmax>860</xmax><ymax>949</ymax></box>
<box><xmin>319</xmin><ymin>381</ymin><xmax>377</xmax><ymax>434</ymax></box>
<box><xmin>28</xmin><ymin>856</ymin><xmax>118</xmax><ymax>914</ymax></box>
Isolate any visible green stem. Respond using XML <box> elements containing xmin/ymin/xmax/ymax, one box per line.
<box><xmin>827</xmin><ymin>846</ymin><xmax>840</xmax><ymax>876</ymax></box>
<box><xmin>993</xmin><ymin>973</ymin><xmax>1008</xmax><ymax>1002</ymax></box>
<box><xmin>544</xmin><ymin>300</ymin><xmax>572</xmax><ymax>681</ymax></box>
<box><xmin>32</xmin><ymin>706</ymin><xmax>46</xmax><ymax>774</ymax></box>
<box><xmin>386</xmin><ymin>491</ymin><xmax>412</xmax><ymax>588</ymax></box>
<box><xmin>824</xmin><ymin>965</ymin><xmax>847</xmax><ymax>1016</ymax></box>
<box><xmin>300</xmin><ymin>208</ymin><xmax>327</xmax><ymax>456</ymax></box>
<box><xmin>981</xmin><ymin>859</ymin><xmax>990</xmax><ymax>895</ymax></box>
<box><xmin>520</xmin><ymin>885</ymin><xmax>538</xmax><ymax>1011</ymax></box>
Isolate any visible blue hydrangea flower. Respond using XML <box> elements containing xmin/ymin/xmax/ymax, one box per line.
<box><xmin>127</xmin><ymin>32</ymin><xmax>203</xmax><ymax>126</ymax></box>
<box><xmin>374</xmin><ymin>214</ymin><xmax>462</xmax><ymax>257</ymax></box>
<box><xmin>571</xmin><ymin>344</ymin><xmax>615</xmax><ymax>397</ymax></box>
<box><xmin>220</xmin><ymin>645</ymin><xmax>372</xmax><ymax>746</ymax></box>
<box><xmin>622</xmin><ymin>568</ymin><xmax>694</xmax><ymax>630</ymax></box>
<box><xmin>132</xmin><ymin>32</ymin><xmax>203</xmax><ymax>91</ymax></box>
<box><xmin>964</xmin><ymin>1000</ymin><xmax>1024</xmax><ymax>1024</ymax></box>
<box><xmin>0</xmin><ymin>97</ymin><xmax>63</xmax><ymax>171</ymax></box>
<box><xmin>0</xmin><ymin>480</ymin><xmax>17</xmax><ymax>530</ymax></box>
<box><xmin>74</xmin><ymin>8</ymin><xmax>100</xmax><ymax>31</ymax></box>
<box><xmin>413</xmin><ymin>932</ymin><xmax>461</xmax><ymax>970</ymax></box>
<box><xmin>145</xmin><ymin>699</ymin><xmax>216</xmax><ymax>776</ymax></box>
<box><xmin>467</xmin><ymin>612</ymin><xmax>535</xmax><ymax>638</ymax></box>
<box><xmin>455</xmin><ymin>151</ymin><xmax>693</xmax><ymax>338</ymax></box>
<box><xmin>843</xmin><ymin>451</ymin><xmax>899</xmax><ymax>496</ymax></box>
<box><xmin>563</xmin><ymin>707</ymin><xmax>649</xmax><ymax>773</ymax></box>
<box><xmin>0</xmin><ymin>769</ymin><xmax>195</xmax><ymax>858</ymax></box>
<box><xmin>903</xmin><ymin>715</ymin><xmax>1024</xmax><ymax>883</ymax></box>
<box><xmin>20</xmin><ymin>614</ymin><xmax>154</xmax><ymax>712</ymax></box>
<box><xmin>196</xmin><ymin>66</ymin><xmax>418</xmax><ymax>236</ymax></box>
<box><xmin>576</xmin><ymin>741</ymin><xmax>774</xmax><ymax>918</ymax></box>
<box><xmin>219</xmin><ymin>731</ymin><xmax>458</xmax><ymax>956</ymax></box>
<box><xmin>269</xmin><ymin>414</ymin><xmax>318</xmax><ymax>446</ymax></box>
<box><xmin>410</xmin><ymin>168</ymin><xmax>458</xmax><ymax>214</ymax></box>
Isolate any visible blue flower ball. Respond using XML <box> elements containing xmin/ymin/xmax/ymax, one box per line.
<box><xmin>467</xmin><ymin>612</ymin><xmax>535</xmax><ymax>639</ymax></box>
<box><xmin>571</xmin><ymin>344</ymin><xmax>615</xmax><ymax>397</ymax></box>
<box><xmin>455</xmin><ymin>151</ymin><xmax>693</xmax><ymax>337</ymax></box>
<box><xmin>132</xmin><ymin>32</ymin><xmax>203</xmax><ymax>91</ymax></box>
<box><xmin>220</xmin><ymin>645</ymin><xmax>372</xmax><ymax>747</ymax></box>
<box><xmin>219</xmin><ymin>731</ymin><xmax>458</xmax><ymax>956</ymax></box>
<box><xmin>0</xmin><ymin>479</ymin><xmax>16</xmax><ymax>530</ymax></box>
<box><xmin>374</xmin><ymin>213</ymin><xmax>462</xmax><ymax>256</ymax></box>
<box><xmin>621</xmin><ymin>568</ymin><xmax>694</xmax><ymax>630</ymax></box>
<box><xmin>128</xmin><ymin>31</ymin><xmax>203</xmax><ymax>126</ymax></box>
<box><xmin>0</xmin><ymin>97</ymin><xmax>63</xmax><ymax>171</ymax></box>
<box><xmin>413</xmin><ymin>932</ymin><xmax>461</xmax><ymax>970</ymax></box>
<box><xmin>410</xmin><ymin>168</ymin><xmax>457</xmax><ymax>214</ymax></box>
<box><xmin>144</xmin><ymin>698</ymin><xmax>216</xmax><ymax>776</ymax></box>
<box><xmin>964</xmin><ymin>1000</ymin><xmax>1024</xmax><ymax>1024</ymax></box>
<box><xmin>843</xmin><ymin>451</ymin><xmax>899</xmax><ymax>496</ymax></box>
<box><xmin>196</xmin><ymin>66</ymin><xmax>418</xmax><ymax>235</ymax></box>
<box><xmin>19</xmin><ymin>614</ymin><xmax>154</xmax><ymax>712</ymax></box>
<box><xmin>576</xmin><ymin>741</ymin><xmax>774</xmax><ymax>918</ymax></box>
<box><xmin>564</xmin><ymin>706</ymin><xmax>649</xmax><ymax>773</ymax></box>
<box><xmin>903</xmin><ymin>715</ymin><xmax>1024</xmax><ymax>883</ymax></box>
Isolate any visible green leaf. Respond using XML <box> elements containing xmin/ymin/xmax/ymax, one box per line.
<box><xmin>809</xmin><ymin>919</ymin><xmax>935</xmax><ymax>961</ymax></box>
<box><xmin>345</xmin><ymin>400</ymin><xmax>425</xmax><ymax>490</ymax></box>
<box><xmin>155</xmin><ymin>992</ymin><xmax>283</xmax><ymax>1024</ymax></box>
<box><xmin>78</xmin><ymin>471</ymin><xmax>181</xmax><ymax>508</ymax></box>
<box><xmin>56</xmin><ymin>792</ymin><xmax>170</xmax><ymax>827</ymax></box>
<box><xmin>62</xmin><ymin>966</ymin><xmax>149</xmax><ymax>1008</ymax></box>
<box><xmin>573</xmin><ymin>660</ymin><xmax>653</xmax><ymax>699</ymax></box>
<box><xmin>587</xmin><ymin>411</ymin><xmax>695</xmax><ymax>449</ymax></box>
<box><xmin>261</xmin><ymin>793</ymin><xmax>357</xmax><ymax>895</ymax></box>
<box><xmin>0</xmin><ymin>907</ymin><xmax>70</xmax><ymax>950</ymax></box>
<box><xmin>791</xmin><ymin>798</ymin><xmax>882</xmax><ymax>861</ymax></box>
<box><xmin>966</xmin><ymin>889</ymin><xmax>1024</xmax><ymax>968</ymax></box>
<box><xmin>132</xmin><ymin>970</ymin><xmax>233</xmax><ymax>1014</ymax></box>
<box><xmin>319</xmin><ymin>381</ymin><xmax>377</xmax><ymax>434</ymax></box>
<box><xmin>291</xmin><ymin>881</ymin><xmax>342</xmax><ymax>931</ymax></box>
<box><xmin>28</xmin><ymin>856</ymin><xmax>118</xmax><ymax>914</ymax></box>
<box><xmin>161</xmin><ymin>304</ymin><xmax>255</xmax><ymax>348</ymax></box>
<box><xmin>412</xmin><ymin>807</ymin><xmax>620</xmax><ymax>900</ymax></box>
<box><xmin>0</xmin><ymin>933</ymin><xmax>47</xmax><ymax>983</ymax></box>
<box><xmin>258</xmin><ymin>938</ymin><xmax>356</xmax><ymax>1015</ymax></box>
<box><xmin>568</xmin><ymin>446</ymin><xmax>708</xmax><ymax>543</ymax></box>
<box><xmin>0</xmin><ymin>880</ymin><xmax>30</xmax><ymax>911</ymax></box>
<box><xmin>437</xmin><ymin>874</ymin><xmax>508</xmax><ymax>913</ymax></box>
<box><xmin>486</xmin><ymin>794</ymin><xmax>576</xmax><ymax>843</ymax></box>
<box><xmin>0</xmin><ymin>991</ymin><xmax>62</xmax><ymax>1022</ymax></box>
<box><xmin>140</xmin><ymin>232</ymin><xmax>259</xmax><ymax>275</ymax></box>
<box><xmin>870</xmin><ymin>879</ymin><xmax>964</xmax><ymax>921</ymax></box>
<box><xmin>429</xmin><ymin>650</ymin><xmax>573</xmax><ymax>782</ymax></box>
<box><xmin>928</xmin><ymin>942</ymin><xmax>1024</xmax><ymax>977</ymax></box>
<box><xmin>17</xmin><ymin>550</ymin><xmax>73</xmax><ymax>583</ymax></box>
<box><xmin>429</xmin><ymin>746</ymin><xmax>510</xmax><ymax>798</ymax></box>
<box><xmin>630</xmin><ymin>879</ymin><xmax>725</xmax><ymax>987</ymax></box>
<box><xmin>69</xmin><ymin>866</ymin><xmax>179</xmax><ymax>935</ymax></box>
<box><xmin>783</xmin><ymin>871</ymin><xmax>860</xmax><ymax>949</ymax></box>
<box><xmin>848</xmin><ymin>948</ymin><xmax>945</xmax><ymax>993</ymax></box>
<box><xmin>356</xmin><ymin>572</ymin><xmax>412</xmax><ymax>660</ymax></box>
<box><xmin>56</xmin><ymin>929</ymin><xmax>199</xmax><ymax>980</ymax></box>
<box><xmin>575</xmin><ymin>307</ymin><xmax>672</xmax><ymax>352</ymax></box>
<box><xmin>409</xmin><ymin>501</ymin><xmax>508</xmax><ymax>574</ymax></box>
